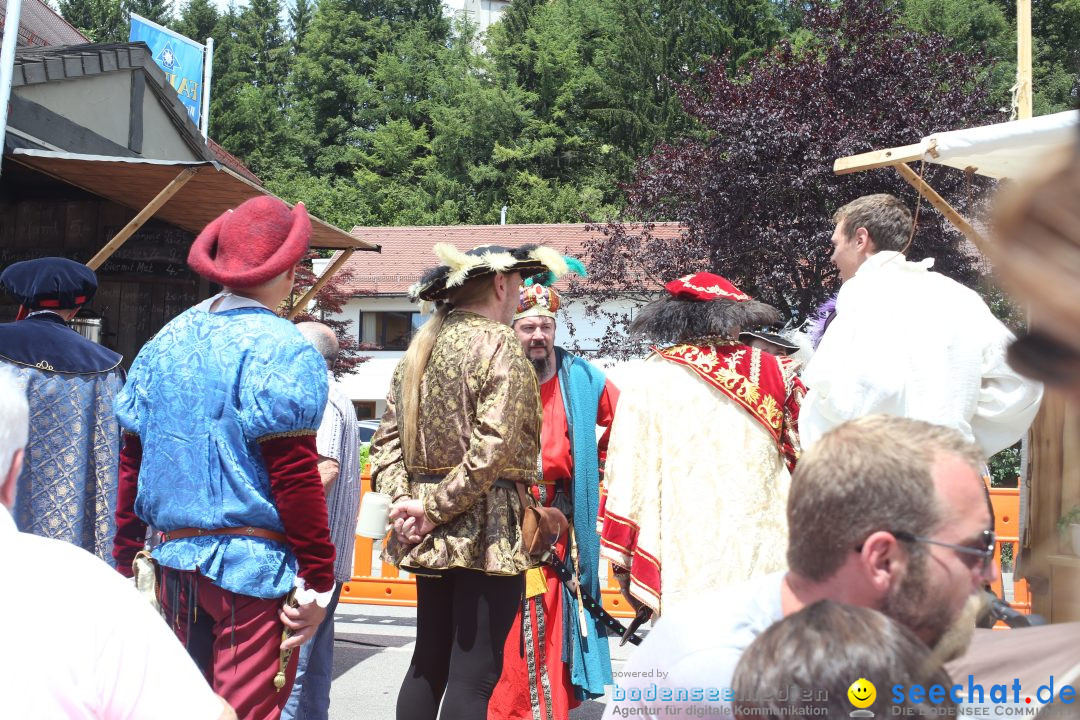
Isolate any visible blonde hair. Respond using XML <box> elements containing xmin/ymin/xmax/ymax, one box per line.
<box><xmin>787</xmin><ymin>415</ymin><xmax>984</xmax><ymax>581</ymax></box>
<box><xmin>398</xmin><ymin>274</ymin><xmax>496</xmax><ymax>465</ymax></box>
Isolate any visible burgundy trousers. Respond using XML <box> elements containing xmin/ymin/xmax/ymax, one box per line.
<box><xmin>160</xmin><ymin>568</ymin><xmax>298</xmax><ymax>720</ymax></box>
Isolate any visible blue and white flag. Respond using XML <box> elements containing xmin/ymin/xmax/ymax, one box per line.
<box><xmin>129</xmin><ymin>13</ymin><xmax>206</xmax><ymax>127</ymax></box>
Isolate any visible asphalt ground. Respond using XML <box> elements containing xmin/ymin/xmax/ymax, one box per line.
<box><xmin>325</xmin><ymin>601</ymin><xmax>641</xmax><ymax>719</ymax></box>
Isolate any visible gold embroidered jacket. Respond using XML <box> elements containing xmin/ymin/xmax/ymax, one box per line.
<box><xmin>371</xmin><ymin>311</ymin><xmax>541</xmax><ymax>575</ymax></box>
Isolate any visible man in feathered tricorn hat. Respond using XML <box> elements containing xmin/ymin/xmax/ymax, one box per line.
<box><xmin>111</xmin><ymin>196</ymin><xmax>336</xmax><ymax>718</ymax></box>
<box><xmin>371</xmin><ymin>242</ymin><xmax>573</xmax><ymax>719</ymax></box>
<box><xmin>0</xmin><ymin>257</ymin><xmax>124</xmax><ymax>560</ymax></box>
<box><xmin>599</xmin><ymin>273</ymin><xmax>806</xmax><ymax>617</ymax></box>
<box><xmin>490</xmin><ymin>271</ymin><xmax>619</xmax><ymax>719</ymax></box>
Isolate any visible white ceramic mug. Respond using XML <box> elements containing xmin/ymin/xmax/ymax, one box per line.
<box><xmin>356</xmin><ymin>491</ymin><xmax>392</xmax><ymax>539</ymax></box>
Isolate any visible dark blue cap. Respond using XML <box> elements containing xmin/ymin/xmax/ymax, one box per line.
<box><xmin>0</xmin><ymin>257</ymin><xmax>98</xmax><ymax>308</ymax></box>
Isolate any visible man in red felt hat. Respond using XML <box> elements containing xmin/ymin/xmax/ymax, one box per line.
<box><xmin>0</xmin><ymin>257</ymin><xmax>124</xmax><ymax>561</ymax></box>
<box><xmin>112</xmin><ymin>196</ymin><xmax>336</xmax><ymax>720</ymax></box>
<box><xmin>599</xmin><ymin>273</ymin><xmax>805</xmax><ymax>616</ymax></box>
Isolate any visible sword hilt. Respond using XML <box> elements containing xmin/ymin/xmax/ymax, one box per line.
<box><xmin>275</xmin><ymin>589</ymin><xmax>299</xmax><ymax>691</ymax></box>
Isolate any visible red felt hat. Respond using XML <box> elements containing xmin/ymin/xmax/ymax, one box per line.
<box><xmin>187</xmin><ymin>196</ymin><xmax>311</xmax><ymax>288</ymax></box>
<box><xmin>664</xmin><ymin>273</ymin><xmax>751</xmax><ymax>302</ymax></box>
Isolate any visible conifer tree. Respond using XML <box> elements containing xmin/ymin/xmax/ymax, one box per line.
<box><xmin>125</xmin><ymin>0</ymin><xmax>171</xmax><ymax>27</ymax></box>
<box><xmin>290</xmin><ymin>0</ymin><xmax>315</xmax><ymax>55</ymax></box>
<box><xmin>58</xmin><ymin>0</ymin><xmax>126</xmax><ymax>42</ymax></box>
<box><xmin>171</xmin><ymin>0</ymin><xmax>220</xmax><ymax>44</ymax></box>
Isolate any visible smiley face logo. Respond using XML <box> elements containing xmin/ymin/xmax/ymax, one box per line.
<box><xmin>847</xmin><ymin>678</ymin><xmax>876</xmax><ymax>709</ymax></box>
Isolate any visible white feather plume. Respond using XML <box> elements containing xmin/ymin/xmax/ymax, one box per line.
<box><xmin>530</xmin><ymin>246</ymin><xmax>569</xmax><ymax>279</ymax></box>
<box><xmin>435</xmin><ymin>243</ymin><xmax>483</xmax><ymax>288</ymax></box>
<box><xmin>480</xmin><ymin>251</ymin><xmax>517</xmax><ymax>273</ymax></box>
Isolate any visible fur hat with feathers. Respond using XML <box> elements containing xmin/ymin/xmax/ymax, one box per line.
<box><xmin>631</xmin><ymin>297</ymin><xmax>782</xmax><ymax>345</ymax></box>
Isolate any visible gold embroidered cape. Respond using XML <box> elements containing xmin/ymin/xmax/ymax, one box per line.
<box><xmin>599</xmin><ymin>343</ymin><xmax>802</xmax><ymax>614</ymax></box>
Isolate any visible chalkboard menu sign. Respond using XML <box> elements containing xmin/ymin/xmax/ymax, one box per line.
<box><xmin>0</xmin><ymin>225</ymin><xmax>196</xmax><ymax>279</ymax></box>
<box><xmin>98</xmin><ymin>225</ymin><xmax>194</xmax><ymax>278</ymax></box>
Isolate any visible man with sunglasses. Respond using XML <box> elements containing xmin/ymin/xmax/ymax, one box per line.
<box><xmin>604</xmin><ymin>415</ymin><xmax>996</xmax><ymax>719</ymax></box>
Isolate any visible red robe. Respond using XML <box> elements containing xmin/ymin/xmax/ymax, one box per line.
<box><xmin>489</xmin><ymin>373</ymin><xmax>618</xmax><ymax>720</ymax></box>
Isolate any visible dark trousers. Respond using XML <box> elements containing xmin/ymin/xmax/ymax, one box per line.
<box><xmin>160</xmin><ymin>567</ymin><xmax>298</xmax><ymax>720</ymax></box>
<box><xmin>397</xmin><ymin>568</ymin><xmax>523</xmax><ymax>720</ymax></box>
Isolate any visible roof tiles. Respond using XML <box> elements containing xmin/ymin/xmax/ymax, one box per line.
<box><xmin>341</xmin><ymin>222</ymin><xmax>685</xmax><ymax>296</ymax></box>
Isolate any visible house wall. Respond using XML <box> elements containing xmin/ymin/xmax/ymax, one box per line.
<box><xmin>17</xmin><ymin>74</ymin><xmax>131</xmax><ymax>149</ymax></box>
<box><xmin>331</xmin><ymin>293</ymin><xmax>649</xmax><ymax>419</ymax></box>
<box><xmin>443</xmin><ymin>0</ymin><xmax>510</xmax><ymax>33</ymax></box>
<box><xmin>14</xmin><ymin>70</ymin><xmax>202</xmax><ymax>162</ymax></box>
<box><xmin>140</xmin><ymin>81</ymin><xmax>203</xmax><ymax>161</ymax></box>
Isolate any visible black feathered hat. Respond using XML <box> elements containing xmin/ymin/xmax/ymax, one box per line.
<box><xmin>409</xmin><ymin>243</ymin><xmax>570</xmax><ymax>302</ymax></box>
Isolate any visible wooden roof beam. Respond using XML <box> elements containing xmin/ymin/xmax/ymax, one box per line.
<box><xmin>288</xmin><ymin>248</ymin><xmax>356</xmax><ymax>320</ymax></box>
<box><xmin>893</xmin><ymin>162</ymin><xmax>988</xmax><ymax>253</ymax></box>
<box><xmin>833</xmin><ymin>142</ymin><xmax>928</xmax><ymax>175</ymax></box>
<box><xmin>86</xmin><ymin>166</ymin><xmax>199</xmax><ymax>270</ymax></box>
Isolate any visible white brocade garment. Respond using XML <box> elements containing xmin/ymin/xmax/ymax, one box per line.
<box><xmin>600</xmin><ymin>356</ymin><xmax>790</xmax><ymax>615</ymax></box>
<box><xmin>801</xmin><ymin>251</ymin><xmax>1043</xmax><ymax>457</ymax></box>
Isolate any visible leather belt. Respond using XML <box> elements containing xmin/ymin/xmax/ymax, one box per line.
<box><xmin>160</xmin><ymin>526</ymin><xmax>288</xmax><ymax>544</ymax></box>
<box><xmin>412</xmin><ymin>474</ymin><xmax>516</xmax><ymax>490</ymax></box>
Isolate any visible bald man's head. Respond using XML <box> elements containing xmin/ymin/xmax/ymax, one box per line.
<box><xmin>295</xmin><ymin>322</ymin><xmax>340</xmax><ymax>366</ymax></box>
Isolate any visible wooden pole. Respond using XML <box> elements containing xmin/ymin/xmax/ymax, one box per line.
<box><xmin>287</xmin><ymin>248</ymin><xmax>356</xmax><ymax>320</ymax></box>
<box><xmin>1017</xmin><ymin>0</ymin><xmax>1033</xmax><ymax>120</ymax></box>
<box><xmin>893</xmin><ymin>163</ymin><xmax>988</xmax><ymax>252</ymax></box>
<box><xmin>86</xmin><ymin>167</ymin><xmax>200</xmax><ymax>270</ymax></box>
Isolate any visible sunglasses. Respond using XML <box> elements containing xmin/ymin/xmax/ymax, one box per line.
<box><xmin>891</xmin><ymin>529</ymin><xmax>997</xmax><ymax>574</ymax></box>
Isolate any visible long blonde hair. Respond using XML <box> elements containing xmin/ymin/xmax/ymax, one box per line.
<box><xmin>398</xmin><ymin>274</ymin><xmax>497</xmax><ymax>466</ymax></box>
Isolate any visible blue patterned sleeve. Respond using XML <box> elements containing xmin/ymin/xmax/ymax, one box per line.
<box><xmin>114</xmin><ymin>346</ymin><xmax>150</xmax><ymax>436</ymax></box>
<box><xmin>239</xmin><ymin>336</ymin><xmax>329</xmax><ymax>442</ymax></box>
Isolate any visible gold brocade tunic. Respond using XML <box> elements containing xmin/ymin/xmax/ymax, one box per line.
<box><xmin>371</xmin><ymin>311</ymin><xmax>541</xmax><ymax>576</ymax></box>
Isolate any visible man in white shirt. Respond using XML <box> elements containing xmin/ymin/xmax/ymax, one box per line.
<box><xmin>0</xmin><ymin>369</ymin><xmax>234</xmax><ymax>720</ymax></box>
<box><xmin>801</xmin><ymin>193</ymin><xmax>1043</xmax><ymax>456</ymax></box>
<box><xmin>603</xmin><ymin>415</ymin><xmax>997</xmax><ymax>718</ymax></box>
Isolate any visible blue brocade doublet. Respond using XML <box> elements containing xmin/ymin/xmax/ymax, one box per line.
<box><xmin>115</xmin><ymin>305</ymin><xmax>328</xmax><ymax>599</ymax></box>
<box><xmin>0</xmin><ymin>314</ymin><xmax>124</xmax><ymax>562</ymax></box>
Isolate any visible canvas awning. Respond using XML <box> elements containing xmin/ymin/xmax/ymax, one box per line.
<box><xmin>832</xmin><ymin>111</ymin><xmax>1079</xmax><ymax>253</ymax></box>
<box><xmin>8</xmin><ymin>149</ymin><xmax>379</xmax><ymax>252</ymax></box>
<box><xmin>835</xmin><ymin>110</ymin><xmax>1079</xmax><ymax>180</ymax></box>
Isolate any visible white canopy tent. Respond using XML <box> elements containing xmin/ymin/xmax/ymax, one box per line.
<box><xmin>835</xmin><ymin>110</ymin><xmax>1078</xmax><ymax>180</ymax></box>
<box><xmin>922</xmin><ymin>110</ymin><xmax>1077</xmax><ymax>180</ymax></box>
<box><xmin>833</xmin><ymin>110</ymin><xmax>1079</xmax><ymax>252</ymax></box>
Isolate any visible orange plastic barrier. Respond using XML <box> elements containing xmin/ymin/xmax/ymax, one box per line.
<box><xmin>340</xmin><ymin>473</ymin><xmax>1026</xmax><ymax>622</ymax></box>
<box><xmin>339</xmin><ymin>472</ymin><xmax>635</xmax><ymax>616</ymax></box>
<box><xmin>989</xmin><ymin>487</ymin><xmax>1030</xmax><ymax>619</ymax></box>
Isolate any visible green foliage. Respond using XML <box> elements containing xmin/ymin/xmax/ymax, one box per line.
<box><xmin>359</xmin><ymin>443</ymin><xmax>370</xmax><ymax>473</ymax></box>
<box><xmin>1058</xmin><ymin>505</ymin><xmax>1080</xmax><ymax>533</ymax></box>
<box><xmin>289</xmin><ymin>0</ymin><xmax>315</xmax><ymax>55</ymax></box>
<box><xmin>171</xmin><ymin>0</ymin><xmax>220</xmax><ymax>44</ymax></box>
<box><xmin>979</xmin><ymin>278</ymin><xmax>1026</xmax><ymax>333</ymax></box>
<box><xmin>125</xmin><ymin>0</ymin><xmax>171</xmax><ymax>26</ymax></box>
<box><xmin>988</xmin><ymin>443</ymin><xmax>1021</xmax><ymax>487</ymax></box>
<box><xmin>206</xmin><ymin>0</ymin><xmax>291</xmax><ymax>175</ymax></box>
<box><xmin>55</xmin><ymin>0</ymin><xmax>1074</xmax><ymax>242</ymax></box>
<box><xmin>59</xmin><ymin>0</ymin><xmax>126</xmax><ymax>42</ymax></box>
<box><xmin>900</xmin><ymin>0</ymin><xmax>1079</xmax><ymax>113</ymax></box>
